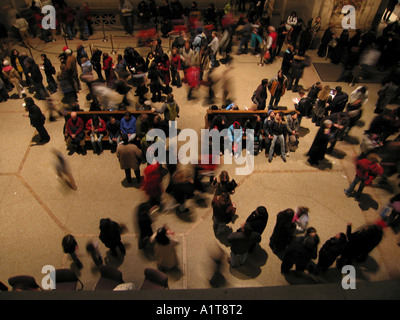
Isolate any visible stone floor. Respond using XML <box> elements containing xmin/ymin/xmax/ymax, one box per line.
<box><xmin>0</xmin><ymin>22</ymin><xmax>399</xmax><ymax>297</ymax></box>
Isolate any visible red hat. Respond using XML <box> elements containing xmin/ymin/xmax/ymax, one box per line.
<box><xmin>62</xmin><ymin>46</ymin><xmax>69</xmax><ymax>52</ymax></box>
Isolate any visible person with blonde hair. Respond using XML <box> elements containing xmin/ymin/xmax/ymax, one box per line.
<box><xmin>2</xmin><ymin>59</ymin><xmax>24</xmax><ymax>98</ymax></box>
<box><xmin>312</xmin><ymin>85</ymin><xmax>331</xmax><ymax>126</ymax></box>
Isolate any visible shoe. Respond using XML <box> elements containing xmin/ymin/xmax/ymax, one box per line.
<box><xmin>268</xmin><ymin>157</ymin><xmax>272</xmax><ymax>163</ymax></box>
<box><xmin>344</xmin><ymin>189</ymin><xmax>351</xmax><ymax>197</ymax></box>
<box><xmin>286</xmin><ymin>151</ymin><xmax>290</xmax><ymax>157</ymax></box>
<box><xmin>282</xmin><ymin>157</ymin><xmax>287</xmax><ymax>162</ymax></box>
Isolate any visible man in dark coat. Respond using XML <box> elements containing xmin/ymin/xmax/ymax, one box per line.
<box><xmin>281</xmin><ymin>227</ymin><xmax>320</xmax><ymax>274</ymax></box>
<box><xmin>227</xmin><ymin>222</ymin><xmax>261</xmax><ymax>267</ymax></box>
<box><xmin>136</xmin><ymin>201</ymin><xmax>153</xmax><ymax>249</ymax></box>
<box><xmin>269</xmin><ymin>208</ymin><xmax>296</xmax><ymax>253</ymax></box>
<box><xmin>317</xmin><ymin>24</ymin><xmax>335</xmax><ymax>57</ymax></box>
<box><xmin>316</xmin><ymin>232</ymin><xmax>347</xmax><ymax>273</ymax></box>
<box><xmin>326</xmin><ymin>86</ymin><xmax>349</xmax><ymax>114</ymax></box>
<box><xmin>336</xmin><ymin>221</ymin><xmax>385</xmax><ymax>268</ymax></box>
<box><xmin>24</xmin><ymin>97</ymin><xmax>50</xmax><ymax>143</ymax></box>
<box><xmin>245</xmin><ymin>206</ymin><xmax>268</xmax><ymax>236</ymax></box>
<box><xmin>99</xmin><ymin>218</ymin><xmax>126</xmax><ymax>257</ymax></box>
<box><xmin>307</xmin><ymin>119</ymin><xmax>333</xmax><ymax>165</ymax></box>
<box><xmin>287</xmin><ymin>55</ymin><xmax>311</xmax><ymax>92</ymax></box>
<box><xmin>294</xmin><ymin>89</ymin><xmax>313</xmax><ymax>121</ymax></box>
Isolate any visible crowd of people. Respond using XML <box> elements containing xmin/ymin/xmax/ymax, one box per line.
<box><xmin>0</xmin><ymin>0</ymin><xmax>399</xmax><ymax>291</ymax></box>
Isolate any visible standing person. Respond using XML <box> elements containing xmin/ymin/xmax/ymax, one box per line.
<box><xmin>157</xmin><ymin>53</ymin><xmax>171</xmax><ymax>94</ymax></box>
<box><xmin>40</xmin><ymin>54</ymin><xmax>57</xmax><ymax>94</ymax></box>
<box><xmin>23</xmin><ymin>97</ymin><xmax>50</xmax><ymax>143</ymax></box>
<box><xmin>264</xmin><ymin>26</ymin><xmax>278</xmax><ymax>64</ymax></box>
<box><xmin>250</xmin><ymin>79</ymin><xmax>268</xmax><ymax>110</ymax></box>
<box><xmin>337</xmin><ymin>221</ymin><xmax>385</xmax><ymax>268</ymax></box>
<box><xmin>91</xmin><ymin>47</ymin><xmax>104</xmax><ymax>82</ymax></box>
<box><xmin>212</xmin><ymin>191</ymin><xmax>236</xmax><ymax>236</ymax></box>
<box><xmin>142</xmin><ymin>161</ymin><xmax>163</xmax><ymax>209</ymax></box>
<box><xmin>158</xmin><ymin>93</ymin><xmax>180</xmax><ymax>122</ymax></box>
<box><xmin>275</xmin><ymin>21</ymin><xmax>288</xmax><ymax>58</ymax></box>
<box><xmin>99</xmin><ymin>218</ymin><xmax>126</xmax><ymax>257</ymax></box>
<box><xmin>86</xmin><ymin>115</ymin><xmax>107</xmax><ymax>154</ymax></box>
<box><xmin>102</xmin><ymin>53</ymin><xmax>115</xmax><ymax>88</ymax></box>
<box><xmin>26</xmin><ymin>58</ymin><xmax>49</xmax><ymax>100</ymax></box>
<box><xmin>14</xmin><ymin>14</ymin><xmax>31</xmax><ymax>48</ymax></box>
<box><xmin>82</xmin><ymin>2</ymin><xmax>93</xmax><ymax>36</ymax></box>
<box><xmin>267</xmin><ymin>111</ymin><xmax>290</xmax><ymax>163</ymax></box>
<box><xmin>292</xmin><ymin>206</ymin><xmax>309</xmax><ymax>234</ymax></box>
<box><xmin>150</xmin><ymin>225</ymin><xmax>179</xmax><ymax>271</ymax></box>
<box><xmin>245</xmin><ymin>206</ymin><xmax>268</xmax><ymax>242</ymax></box>
<box><xmin>281</xmin><ymin>44</ymin><xmax>294</xmax><ymax>76</ymax></box>
<box><xmin>65</xmin><ymin>49</ymin><xmax>81</xmax><ymax>92</ymax></box>
<box><xmin>269</xmin><ymin>208</ymin><xmax>296</xmax><ymax>254</ymax></box>
<box><xmin>2</xmin><ymin>60</ymin><xmax>24</xmax><ymax>98</ymax></box>
<box><xmin>307</xmin><ymin>119</ymin><xmax>333</xmax><ymax>166</ymax></box>
<box><xmin>86</xmin><ymin>241</ymin><xmax>103</xmax><ymax>268</ymax></box>
<box><xmin>62</xmin><ymin>234</ymin><xmax>83</xmax><ymax>269</ymax></box>
<box><xmin>317</xmin><ymin>23</ymin><xmax>335</xmax><ymax>58</ymax></box>
<box><xmin>227</xmin><ymin>222</ymin><xmax>261</xmax><ymax>267</ymax></box>
<box><xmin>208</xmin><ymin>31</ymin><xmax>219</xmax><ymax>68</ymax></box>
<box><xmin>286</xmin><ymin>55</ymin><xmax>311</xmax><ymax>92</ymax></box>
<box><xmin>120</xmin><ymin>0</ymin><xmax>134</xmax><ymax>36</ymax></box>
<box><xmin>53</xmin><ymin>149</ymin><xmax>77</xmax><ymax>190</ymax></box>
<box><xmin>136</xmin><ymin>201</ymin><xmax>153</xmax><ymax>249</ymax></box>
<box><xmin>268</xmin><ymin>70</ymin><xmax>288</xmax><ymax>109</ymax></box>
<box><xmin>169</xmin><ymin>169</ymin><xmax>195</xmax><ymax>214</ymax></box>
<box><xmin>116</xmin><ymin>133</ymin><xmax>142</xmax><ymax>184</ymax></box>
<box><xmin>281</xmin><ymin>227</ymin><xmax>320</xmax><ymax>275</ymax></box>
<box><xmin>213</xmin><ymin>170</ymin><xmax>237</xmax><ymax>196</ymax></box>
<box><xmin>312</xmin><ymin>85</ymin><xmax>331</xmax><ymax>126</ymax></box>
<box><xmin>344</xmin><ymin>153</ymin><xmax>383</xmax><ymax>199</ymax></box>
<box><xmin>170</xmin><ymin>47</ymin><xmax>182</xmax><ymax>88</ymax></box>
<box><xmin>316</xmin><ymin>232</ymin><xmax>347</xmax><ymax>273</ymax></box>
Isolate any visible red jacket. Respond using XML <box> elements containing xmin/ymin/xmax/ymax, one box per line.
<box><xmin>355</xmin><ymin>158</ymin><xmax>383</xmax><ymax>186</ymax></box>
<box><xmin>66</xmin><ymin>117</ymin><xmax>84</xmax><ymax>136</ymax></box>
<box><xmin>142</xmin><ymin>162</ymin><xmax>163</xmax><ymax>198</ymax></box>
<box><xmin>102</xmin><ymin>56</ymin><xmax>113</xmax><ymax>70</ymax></box>
<box><xmin>170</xmin><ymin>54</ymin><xmax>181</xmax><ymax>70</ymax></box>
<box><xmin>86</xmin><ymin>118</ymin><xmax>106</xmax><ymax>134</ymax></box>
<box><xmin>269</xmin><ymin>31</ymin><xmax>278</xmax><ymax>49</ymax></box>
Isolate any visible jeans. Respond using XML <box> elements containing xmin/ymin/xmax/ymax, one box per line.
<box><xmin>345</xmin><ymin>175</ymin><xmax>365</xmax><ymax>197</ymax></box>
<box><xmin>269</xmin><ymin>93</ymin><xmax>282</xmax><ymax>109</ymax></box>
<box><xmin>90</xmin><ymin>133</ymin><xmax>104</xmax><ymax>153</ymax></box>
<box><xmin>230</xmin><ymin>251</ymin><xmax>248</xmax><ymax>267</ymax></box>
<box><xmin>212</xmin><ymin>216</ymin><xmax>228</xmax><ymax>236</ymax></box>
<box><xmin>269</xmin><ymin>134</ymin><xmax>285</xmax><ymax>159</ymax></box>
<box><xmin>109</xmin><ymin>135</ymin><xmax>121</xmax><ymax>146</ymax></box>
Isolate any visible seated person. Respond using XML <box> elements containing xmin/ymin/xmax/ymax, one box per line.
<box><xmin>244</xmin><ymin>115</ymin><xmax>263</xmax><ymax>155</ymax></box>
<box><xmin>263</xmin><ymin>110</ymin><xmax>281</xmax><ymax>157</ymax></box>
<box><xmin>86</xmin><ymin>115</ymin><xmax>107</xmax><ymax>154</ymax></box>
<box><xmin>227</xmin><ymin>121</ymin><xmax>243</xmax><ymax>158</ymax></box>
<box><xmin>285</xmin><ymin>111</ymin><xmax>300</xmax><ymax>156</ymax></box>
<box><xmin>120</xmin><ymin>111</ymin><xmax>137</xmax><ymax>143</ymax></box>
<box><xmin>65</xmin><ymin>112</ymin><xmax>86</xmax><ymax>155</ymax></box>
<box><xmin>136</xmin><ymin>113</ymin><xmax>150</xmax><ymax>141</ymax></box>
<box><xmin>106</xmin><ymin>116</ymin><xmax>121</xmax><ymax>151</ymax></box>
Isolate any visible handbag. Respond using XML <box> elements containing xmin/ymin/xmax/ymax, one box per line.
<box><xmin>226</xmin><ymin>179</ymin><xmax>237</xmax><ymax>192</ymax></box>
<box><xmin>264</xmin><ymin>50</ymin><xmax>271</xmax><ymax>60</ymax></box>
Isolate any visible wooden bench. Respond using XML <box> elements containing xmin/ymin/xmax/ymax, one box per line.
<box><xmin>63</xmin><ymin>110</ymin><xmax>156</xmax><ymax>142</ymax></box>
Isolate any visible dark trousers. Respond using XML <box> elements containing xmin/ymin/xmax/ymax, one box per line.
<box><xmin>269</xmin><ymin>93</ymin><xmax>282</xmax><ymax>109</ymax></box>
<box><xmin>46</xmin><ymin>74</ymin><xmax>57</xmax><ymax>92</ymax></box>
<box><xmin>125</xmin><ymin>169</ymin><xmax>141</xmax><ymax>183</ymax></box>
<box><xmin>171</xmin><ymin>68</ymin><xmax>181</xmax><ymax>86</ymax></box>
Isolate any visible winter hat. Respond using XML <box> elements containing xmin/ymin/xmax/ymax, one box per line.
<box><xmin>3</xmin><ymin>60</ymin><xmax>10</xmax><ymax>66</ymax></box>
<box><xmin>62</xmin><ymin>46</ymin><xmax>69</xmax><ymax>52</ymax></box>
<box><xmin>65</xmin><ymin>49</ymin><xmax>72</xmax><ymax>55</ymax></box>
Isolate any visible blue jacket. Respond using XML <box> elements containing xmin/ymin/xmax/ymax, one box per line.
<box><xmin>228</xmin><ymin>122</ymin><xmax>243</xmax><ymax>143</ymax></box>
<box><xmin>120</xmin><ymin>116</ymin><xmax>137</xmax><ymax>135</ymax></box>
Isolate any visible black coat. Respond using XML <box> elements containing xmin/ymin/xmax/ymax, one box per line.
<box><xmin>307</xmin><ymin>126</ymin><xmax>332</xmax><ymax>162</ymax></box>
<box><xmin>99</xmin><ymin>219</ymin><xmax>122</xmax><ymax>248</ymax></box>
<box><xmin>246</xmin><ymin>210</ymin><xmax>268</xmax><ymax>235</ymax></box>
<box><xmin>318</xmin><ymin>235</ymin><xmax>347</xmax><ymax>270</ymax></box>
<box><xmin>284</xmin><ymin>234</ymin><xmax>319</xmax><ymax>269</ymax></box>
<box><xmin>344</xmin><ymin>224</ymin><xmax>383</xmax><ymax>260</ymax></box>
<box><xmin>27</xmin><ymin>104</ymin><xmax>45</xmax><ymax>127</ymax></box>
<box><xmin>269</xmin><ymin>209</ymin><xmax>296</xmax><ymax>251</ymax></box>
<box><xmin>228</xmin><ymin>229</ymin><xmax>261</xmax><ymax>254</ymax></box>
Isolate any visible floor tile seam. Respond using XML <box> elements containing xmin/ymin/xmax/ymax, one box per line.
<box><xmin>17</xmin><ymin>175</ymin><xmax>70</xmax><ymax>235</ymax></box>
